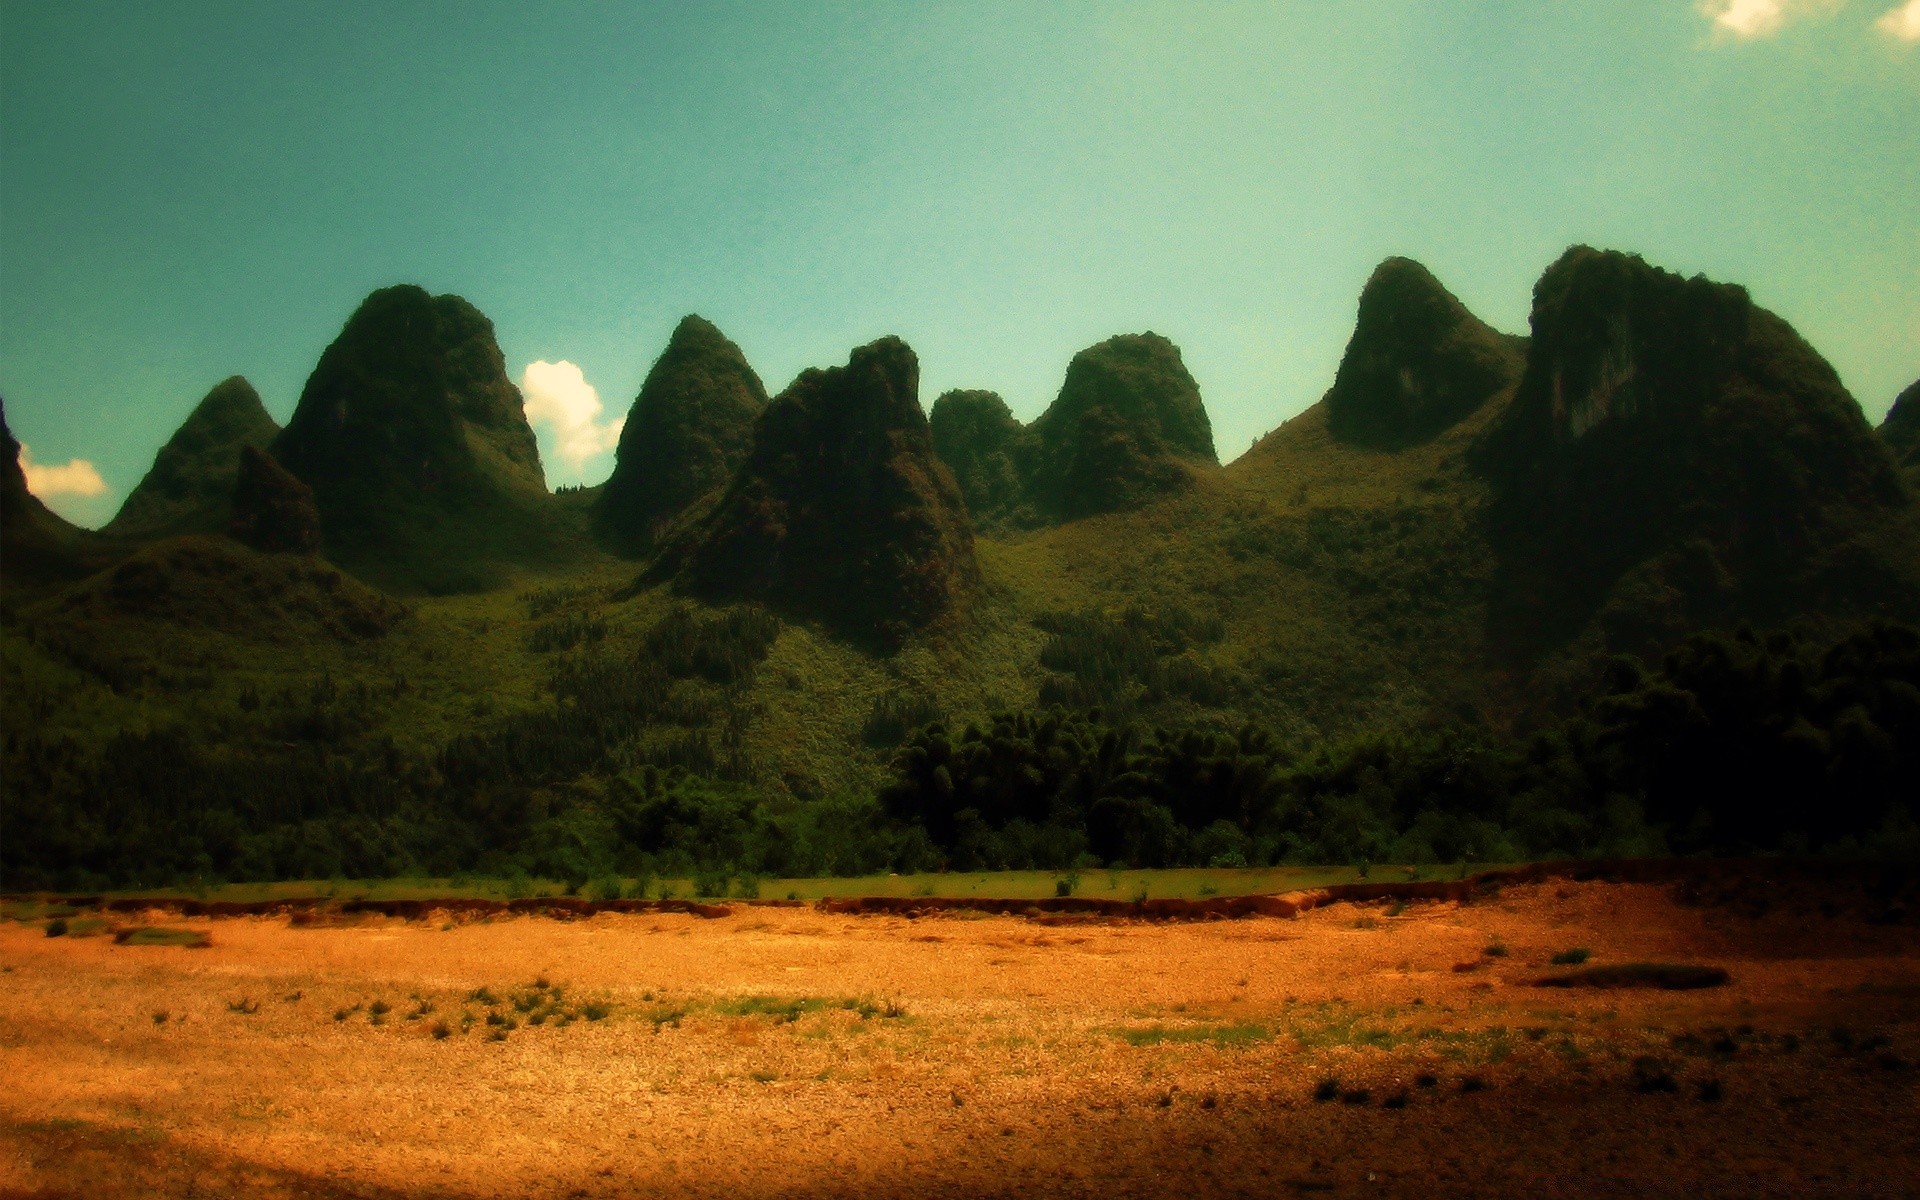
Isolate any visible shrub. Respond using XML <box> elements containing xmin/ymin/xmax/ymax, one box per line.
<box><xmin>1550</xmin><ymin>948</ymin><xmax>1591</xmax><ymax>965</ymax></box>
<box><xmin>431</xmin><ymin>1020</ymin><xmax>451</xmax><ymax>1040</ymax></box>
<box><xmin>691</xmin><ymin>867</ymin><xmax>730</xmax><ymax>898</ymax></box>
<box><xmin>1312</xmin><ymin>1078</ymin><xmax>1339</xmax><ymax>1102</ymax></box>
<box><xmin>44</xmin><ymin>919</ymin><xmax>67</xmax><ymax>937</ymax></box>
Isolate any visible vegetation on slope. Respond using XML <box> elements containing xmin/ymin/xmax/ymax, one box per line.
<box><xmin>594</xmin><ymin>315</ymin><xmax>767</xmax><ymax>554</ymax></box>
<box><xmin>272</xmin><ymin>285</ymin><xmax>591</xmax><ymax>593</ymax></box>
<box><xmin>1881</xmin><ymin>379</ymin><xmax>1920</xmax><ymax>473</ymax></box>
<box><xmin>1325</xmin><ymin>257</ymin><xmax>1524</xmax><ymax>449</ymax></box>
<box><xmin>103</xmin><ymin>377</ymin><xmax>280</xmax><ymax>540</ymax></box>
<box><xmin>1029</xmin><ymin>332</ymin><xmax>1217</xmax><ymax>519</ymax></box>
<box><xmin>1477</xmin><ymin>247</ymin><xmax>1917</xmax><ymax>668</ymax></box>
<box><xmin>662</xmin><ymin>336</ymin><xmax>980</xmax><ymax>646</ymax></box>
<box><xmin>4</xmin><ymin>248</ymin><xmax>1918</xmax><ymax>892</ymax></box>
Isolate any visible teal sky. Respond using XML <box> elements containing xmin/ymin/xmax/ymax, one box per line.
<box><xmin>3</xmin><ymin>0</ymin><xmax>1916</xmax><ymax>526</ymax></box>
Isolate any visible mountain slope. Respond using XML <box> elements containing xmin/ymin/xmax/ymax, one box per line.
<box><xmin>1</xmin><ymin>397</ymin><xmax>117</xmax><ymax>591</ymax></box>
<box><xmin>1882</xmin><ymin>378</ymin><xmax>1920</xmax><ymax>475</ymax></box>
<box><xmin>1029</xmin><ymin>333</ymin><xmax>1217</xmax><ymax>519</ymax></box>
<box><xmin>104</xmin><ymin>377</ymin><xmax>280</xmax><ymax>540</ymax></box>
<box><xmin>1477</xmin><ymin>246</ymin><xmax>1917</xmax><ymax>664</ymax></box>
<box><xmin>595</xmin><ymin>315</ymin><xmax>767</xmax><ymax>554</ymax></box>
<box><xmin>1325</xmin><ymin>257</ymin><xmax>1525</xmax><ymax>448</ymax></box>
<box><xmin>272</xmin><ymin>285</ymin><xmax>583</xmax><ymax>593</ymax></box>
<box><xmin>664</xmin><ymin>336</ymin><xmax>979</xmax><ymax>645</ymax></box>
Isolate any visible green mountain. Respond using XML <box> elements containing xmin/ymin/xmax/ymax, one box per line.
<box><xmin>662</xmin><ymin>335</ymin><xmax>979</xmax><ymax>645</ymax></box>
<box><xmin>1325</xmin><ymin>257</ymin><xmax>1525</xmax><ymax>448</ymax></box>
<box><xmin>5</xmin><ymin>247</ymin><xmax>1919</xmax><ymax>889</ymax></box>
<box><xmin>1882</xmin><ymin>378</ymin><xmax>1920</xmax><ymax>473</ymax></box>
<box><xmin>1029</xmin><ymin>333</ymin><xmax>1217</xmax><ymax>519</ymax></box>
<box><xmin>229</xmin><ymin>445</ymin><xmax>322</xmax><ymax>554</ymax></box>
<box><xmin>595</xmin><ymin>315</ymin><xmax>767</xmax><ymax>554</ymax></box>
<box><xmin>0</xmin><ymin>396</ymin><xmax>116</xmax><ymax>591</ymax></box>
<box><xmin>927</xmin><ymin>333</ymin><xmax>1217</xmax><ymax>529</ymax></box>
<box><xmin>272</xmin><ymin>285</ymin><xmax>583</xmax><ymax>593</ymax></box>
<box><xmin>1477</xmin><ymin>246</ymin><xmax>1917</xmax><ymax>667</ymax></box>
<box><xmin>928</xmin><ymin>389</ymin><xmax>1036</xmax><ymax>531</ymax></box>
<box><xmin>103</xmin><ymin>376</ymin><xmax>279</xmax><ymax>540</ymax></box>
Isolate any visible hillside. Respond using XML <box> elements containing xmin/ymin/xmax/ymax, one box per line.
<box><xmin>663</xmin><ymin>335</ymin><xmax>979</xmax><ymax>646</ymax></box>
<box><xmin>1883</xmin><ymin>378</ymin><xmax>1920</xmax><ymax>475</ymax></box>
<box><xmin>273</xmin><ymin>285</ymin><xmax>600</xmax><ymax>593</ymax></box>
<box><xmin>103</xmin><ymin>376</ymin><xmax>280</xmax><ymax>540</ymax></box>
<box><xmin>3</xmin><ymin>248</ymin><xmax>1918</xmax><ymax>889</ymax></box>
<box><xmin>0</xmin><ymin>397</ymin><xmax>121</xmax><ymax>591</ymax></box>
<box><xmin>595</xmin><ymin>315</ymin><xmax>767</xmax><ymax>554</ymax></box>
<box><xmin>1477</xmin><ymin>247</ymin><xmax>1918</xmax><ymax>674</ymax></box>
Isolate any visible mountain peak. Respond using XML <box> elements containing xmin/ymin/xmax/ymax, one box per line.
<box><xmin>105</xmin><ymin>375</ymin><xmax>280</xmax><ymax>539</ymax></box>
<box><xmin>1029</xmin><ymin>332</ymin><xmax>1216</xmax><ymax>518</ymax></box>
<box><xmin>1325</xmin><ymin>257</ymin><xmax>1523</xmax><ymax>448</ymax></box>
<box><xmin>669</xmin><ymin>335</ymin><xmax>978</xmax><ymax>645</ymax></box>
<box><xmin>272</xmin><ymin>285</ymin><xmax>551</xmax><ymax>592</ymax></box>
<box><xmin>595</xmin><ymin>314</ymin><xmax>766</xmax><ymax>553</ymax></box>
<box><xmin>1479</xmin><ymin>246</ymin><xmax>1913</xmax><ymax>658</ymax></box>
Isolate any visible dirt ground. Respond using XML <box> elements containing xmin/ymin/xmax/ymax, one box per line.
<box><xmin>2</xmin><ymin>877</ymin><xmax>1917</xmax><ymax>1199</ymax></box>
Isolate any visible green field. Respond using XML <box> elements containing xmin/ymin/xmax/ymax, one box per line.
<box><xmin>2</xmin><ymin>863</ymin><xmax>1514</xmax><ymax>909</ymax></box>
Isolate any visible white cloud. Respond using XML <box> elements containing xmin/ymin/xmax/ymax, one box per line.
<box><xmin>520</xmin><ymin>360</ymin><xmax>625</xmax><ymax>472</ymax></box>
<box><xmin>1698</xmin><ymin>0</ymin><xmax>1843</xmax><ymax>40</ymax></box>
<box><xmin>1877</xmin><ymin>0</ymin><xmax>1920</xmax><ymax>40</ymax></box>
<box><xmin>19</xmin><ymin>443</ymin><xmax>108</xmax><ymax>498</ymax></box>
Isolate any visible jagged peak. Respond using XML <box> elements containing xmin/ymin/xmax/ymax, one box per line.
<box><xmin>1325</xmin><ymin>256</ymin><xmax>1522</xmax><ymax>448</ymax></box>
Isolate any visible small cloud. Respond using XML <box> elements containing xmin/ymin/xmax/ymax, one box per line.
<box><xmin>1877</xmin><ymin>0</ymin><xmax>1920</xmax><ymax>40</ymax></box>
<box><xmin>520</xmin><ymin>360</ymin><xmax>625</xmax><ymax>473</ymax></box>
<box><xmin>19</xmin><ymin>443</ymin><xmax>108</xmax><ymax>498</ymax></box>
<box><xmin>1697</xmin><ymin>0</ymin><xmax>1843</xmax><ymax>40</ymax></box>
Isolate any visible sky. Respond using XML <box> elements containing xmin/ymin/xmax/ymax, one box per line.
<box><xmin>2</xmin><ymin>0</ymin><xmax>1916</xmax><ymax>526</ymax></box>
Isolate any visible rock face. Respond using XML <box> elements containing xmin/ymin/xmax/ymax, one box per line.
<box><xmin>671</xmin><ymin>336</ymin><xmax>979</xmax><ymax>644</ymax></box>
<box><xmin>595</xmin><ymin>315</ymin><xmax>766</xmax><ymax>553</ymax></box>
<box><xmin>1029</xmin><ymin>333</ymin><xmax>1216</xmax><ymax>519</ymax></box>
<box><xmin>1881</xmin><ymin>379</ymin><xmax>1920</xmax><ymax>471</ymax></box>
<box><xmin>928</xmin><ymin>389</ymin><xmax>1035</xmax><ymax>530</ymax></box>
<box><xmin>105</xmin><ymin>376</ymin><xmax>280</xmax><ymax>539</ymax></box>
<box><xmin>273</xmin><ymin>285</ymin><xmax>548</xmax><ymax>590</ymax></box>
<box><xmin>1326</xmin><ymin>258</ymin><xmax>1524</xmax><ymax>448</ymax></box>
<box><xmin>1478</xmin><ymin>246</ymin><xmax>1915</xmax><ymax>657</ymax></box>
<box><xmin>229</xmin><ymin>445</ymin><xmax>322</xmax><ymax>554</ymax></box>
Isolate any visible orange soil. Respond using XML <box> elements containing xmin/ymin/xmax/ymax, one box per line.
<box><xmin>2</xmin><ymin>879</ymin><xmax>1917</xmax><ymax>1199</ymax></box>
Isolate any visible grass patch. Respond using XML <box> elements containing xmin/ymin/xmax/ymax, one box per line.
<box><xmin>1550</xmin><ymin>947</ymin><xmax>1592</xmax><ymax>965</ymax></box>
<box><xmin>1112</xmin><ymin>1022</ymin><xmax>1270</xmax><ymax>1048</ymax></box>
<box><xmin>112</xmin><ymin>926</ymin><xmax>210</xmax><ymax>948</ymax></box>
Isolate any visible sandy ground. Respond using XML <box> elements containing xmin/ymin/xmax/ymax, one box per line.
<box><xmin>2</xmin><ymin>879</ymin><xmax>1917</xmax><ymax>1199</ymax></box>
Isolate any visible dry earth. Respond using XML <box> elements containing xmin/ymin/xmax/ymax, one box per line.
<box><xmin>2</xmin><ymin>878</ymin><xmax>1917</xmax><ymax>1199</ymax></box>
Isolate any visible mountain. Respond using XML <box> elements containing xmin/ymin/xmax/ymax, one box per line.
<box><xmin>1</xmin><ymin>396</ymin><xmax>112</xmax><ymax>590</ymax></box>
<box><xmin>1477</xmin><ymin>246</ymin><xmax>1917</xmax><ymax>662</ymax></box>
<box><xmin>1028</xmin><ymin>333</ymin><xmax>1216</xmax><ymax>519</ymax></box>
<box><xmin>665</xmin><ymin>336</ymin><xmax>979</xmax><ymax>644</ymax></box>
<box><xmin>1325</xmin><ymin>257</ymin><xmax>1525</xmax><ymax>448</ymax></box>
<box><xmin>928</xmin><ymin>389</ymin><xmax>1036</xmax><ymax>531</ymax></box>
<box><xmin>104</xmin><ymin>376</ymin><xmax>279</xmax><ymax>540</ymax></box>
<box><xmin>595</xmin><ymin>315</ymin><xmax>767</xmax><ymax>554</ymax></box>
<box><xmin>229</xmin><ymin>445</ymin><xmax>322</xmax><ymax>554</ymax></box>
<box><xmin>272</xmin><ymin>285</ymin><xmax>565</xmax><ymax>593</ymax></box>
<box><xmin>1882</xmin><ymin>379</ymin><xmax>1920</xmax><ymax>473</ymax></box>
